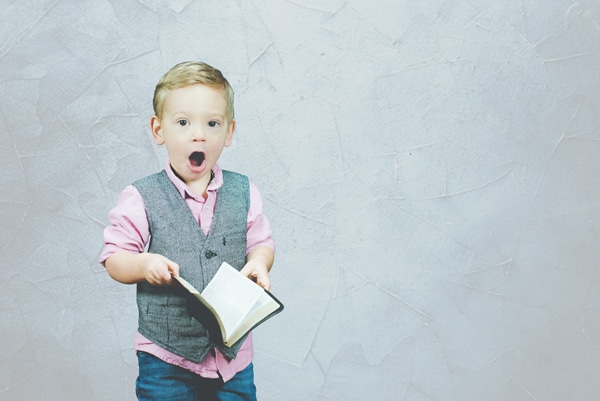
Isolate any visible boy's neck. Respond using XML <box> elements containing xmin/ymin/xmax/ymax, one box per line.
<box><xmin>170</xmin><ymin>164</ymin><xmax>213</xmax><ymax>199</ymax></box>
<box><xmin>187</xmin><ymin>179</ymin><xmax>210</xmax><ymax>199</ymax></box>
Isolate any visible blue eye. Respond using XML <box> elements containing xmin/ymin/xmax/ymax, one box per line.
<box><xmin>177</xmin><ymin>119</ymin><xmax>188</xmax><ymax>127</ymax></box>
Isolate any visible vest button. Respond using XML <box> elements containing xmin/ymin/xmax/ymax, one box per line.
<box><xmin>205</xmin><ymin>250</ymin><xmax>217</xmax><ymax>259</ymax></box>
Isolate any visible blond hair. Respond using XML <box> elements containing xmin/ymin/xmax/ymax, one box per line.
<box><xmin>153</xmin><ymin>61</ymin><xmax>234</xmax><ymax>122</ymax></box>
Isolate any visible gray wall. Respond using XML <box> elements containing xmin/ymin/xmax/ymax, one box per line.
<box><xmin>1</xmin><ymin>1</ymin><xmax>599</xmax><ymax>400</ymax></box>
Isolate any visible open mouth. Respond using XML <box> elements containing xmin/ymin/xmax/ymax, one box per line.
<box><xmin>189</xmin><ymin>151</ymin><xmax>205</xmax><ymax>167</ymax></box>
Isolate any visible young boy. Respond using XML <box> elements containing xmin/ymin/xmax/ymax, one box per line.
<box><xmin>100</xmin><ymin>61</ymin><xmax>275</xmax><ymax>401</ymax></box>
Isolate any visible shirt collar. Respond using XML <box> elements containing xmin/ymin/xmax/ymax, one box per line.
<box><xmin>164</xmin><ymin>159</ymin><xmax>224</xmax><ymax>200</ymax></box>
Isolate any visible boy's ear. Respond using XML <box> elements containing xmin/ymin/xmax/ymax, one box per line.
<box><xmin>150</xmin><ymin>116</ymin><xmax>165</xmax><ymax>145</ymax></box>
<box><xmin>224</xmin><ymin>119</ymin><xmax>236</xmax><ymax>147</ymax></box>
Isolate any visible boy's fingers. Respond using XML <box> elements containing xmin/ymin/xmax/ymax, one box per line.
<box><xmin>169</xmin><ymin>262</ymin><xmax>180</xmax><ymax>277</ymax></box>
<box><xmin>255</xmin><ymin>272</ymin><xmax>271</xmax><ymax>291</ymax></box>
<box><xmin>156</xmin><ymin>257</ymin><xmax>178</xmax><ymax>283</ymax></box>
<box><xmin>240</xmin><ymin>263</ymin><xmax>271</xmax><ymax>290</ymax></box>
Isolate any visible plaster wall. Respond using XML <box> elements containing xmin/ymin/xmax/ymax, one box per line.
<box><xmin>1</xmin><ymin>1</ymin><xmax>599</xmax><ymax>400</ymax></box>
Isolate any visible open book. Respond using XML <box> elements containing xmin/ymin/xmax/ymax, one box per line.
<box><xmin>173</xmin><ymin>262</ymin><xmax>283</xmax><ymax>347</ymax></box>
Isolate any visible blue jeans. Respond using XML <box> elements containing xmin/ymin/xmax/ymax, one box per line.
<box><xmin>136</xmin><ymin>352</ymin><xmax>257</xmax><ymax>401</ymax></box>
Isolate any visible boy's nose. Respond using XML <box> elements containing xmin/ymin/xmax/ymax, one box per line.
<box><xmin>191</xmin><ymin>127</ymin><xmax>206</xmax><ymax>141</ymax></box>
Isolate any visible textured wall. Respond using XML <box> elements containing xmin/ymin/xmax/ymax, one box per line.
<box><xmin>1</xmin><ymin>1</ymin><xmax>599</xmax><ymax>400</ymax></box>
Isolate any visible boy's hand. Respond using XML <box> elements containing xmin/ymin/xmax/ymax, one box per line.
<box><xmin>241</xmin><ymin>245</ymin><xmax>274</xmax><ymax>290</ymax></box>
<box><xmin>240</xmin><ymin>260</ymin><xmax>271</xmax><ymax>291</ymax></box>
<box><xmin>141</xmin><ymin>253</ymin><xmax>180</xmax><ymax>286</ymax></box>
<box><xmin>105</xmin><ymin>250</ymin><xmax>179</xmax><ymax>285</ymax></box>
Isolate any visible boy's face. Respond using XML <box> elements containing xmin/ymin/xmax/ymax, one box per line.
<box><xmin>150</xmin><ymin>84</ymin><xmax>234</xmax><ymax>191</ymax></box>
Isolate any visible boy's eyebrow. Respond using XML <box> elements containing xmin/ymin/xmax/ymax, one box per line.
<box><xmin>169</xmin><ymin>110</ymin><xmax>226</xmax><ymax>118</ymax></box>
<box><xmin>200</xmin><ymin>111</ymin><xmax>227</xmax><ymax>120</ymax></box>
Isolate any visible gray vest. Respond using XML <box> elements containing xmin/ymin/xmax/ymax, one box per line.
<box><xmin>133</xmin><ymin>169</ymin><xmax>249</xmax><ymax>362</ymax></box>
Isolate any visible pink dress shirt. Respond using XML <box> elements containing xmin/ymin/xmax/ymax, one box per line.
<box><xmin>100</xmin><ymin>162</ymin><xmax>274</xmax><ymax>382</ymax></box>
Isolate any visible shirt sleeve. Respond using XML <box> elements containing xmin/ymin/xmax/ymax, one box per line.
<box><xmin>99</xmin><ymin>185</ymin><xmax>150</xmax><ymax>265</ymax></box>
<box><xmin>246</xmin><ymin>182</ymin><xmax>275</xmax><ymax>254</ymax></box>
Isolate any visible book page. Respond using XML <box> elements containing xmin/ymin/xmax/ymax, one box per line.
<box><xmin>228</xmin><ymin>290</ymin><xmax>281</xmax><ymax>342</ymax></box>
<box><xmin>200</xmin><ymin>263</ymin><xmax>263</xmax><ymax>338</ymax></box>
